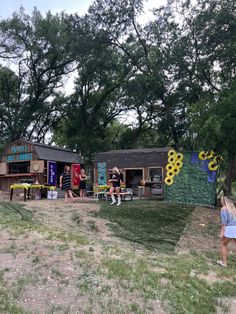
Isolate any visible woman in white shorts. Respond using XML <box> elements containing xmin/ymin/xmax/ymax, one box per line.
<box><xmin>217</xmin><ymin>197</ymin><xmax>236</xmax><ymax>267</ymax></box>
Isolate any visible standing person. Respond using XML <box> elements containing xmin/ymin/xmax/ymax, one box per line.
<box><xmin>217</xmin><ymin>197</ymin><xmax>236</xmax><ymax>267</ymax></box>
<box><xmin>79</xmin><ymin>168</ymin><xmax>87</xmax><ymax>199</ymax></box>
<box><xmin>60</xmin><ymin>165</ymin><xmax>75</xmax><ymax>203</ymax></box>
<box><xmin>109</xmin><ymin>167</ymin><xmax>121</xmax><ymax>206</ymax></box>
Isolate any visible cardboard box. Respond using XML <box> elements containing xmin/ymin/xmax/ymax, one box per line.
<box><xmin>35</xmin><ymin>194</ymin><xmax>41</xmax><ymax>200</ymax></box>
<box><xmin>47</xmin><ymin>191</ymin><xmax>58</xmax><ymax>199</ymax></box>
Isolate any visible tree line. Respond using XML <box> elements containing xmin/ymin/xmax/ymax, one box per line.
<box><xmin>0</xmin><ymin>0</ymin><xmax>235</xmax><ymax>194</ymax></box>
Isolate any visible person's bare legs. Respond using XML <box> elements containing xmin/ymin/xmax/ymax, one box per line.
<box><xmin>116</xmin><ymin>187</ymin><xmax>121</xmax><ymax>205</ymax></box>
<box><xmin>65</xmin><ymin>191</ymin><xmax>69</xmax><ymax>203</ymax></box>
<box><xmin>220</xmin><ymin>237</ymin><xmax>231</xmax><ymax>266</ymax></box>
<box><xmin>110</xmin><ymin>187</ymin><xmax>116</xmax><ymax>204</ymax></box>
<box><xmin>68</xmin><ymin>190</ymin><xmax>75</xmax><ymax>202</ymax></box>
<box><xmin>80</xmin><ymin>189</ymin><xmax>83</xmax><ymax>199</ymax></box>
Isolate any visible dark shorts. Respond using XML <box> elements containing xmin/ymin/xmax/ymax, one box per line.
<box><xmin>79</xmin><ymin>181</ymin><xmax>86</xmax><ymax>190</ymax></box>
<box><xmin>113</xmin><ymin>183</ymin><xmax>120</xmax><ymax>188</ymax></box>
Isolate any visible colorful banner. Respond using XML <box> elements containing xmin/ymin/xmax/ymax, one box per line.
<box><xmin>98</xmin><ymin>162</ymin><xmax>107</xmax><ymax>185</ymax></box>
<box><xmin>72</xmin><ymin>164</ymin><xmax>80</xmax><ymax>189</ymax></box>
<box><xmin>47</xmin><ymin>161</ymin><xmax>57</xmax><ymax>186</ymax></box>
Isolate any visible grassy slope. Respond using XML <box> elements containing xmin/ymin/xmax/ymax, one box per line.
<box><xmin>96</xmin><ymin>200</ymin><xmax>236</xmax><ymax>314</ymax></box>
<box><xmin>1</xmin><ymin>200</ymin><xmax>236</xmax><ymax>313</ymax></box>
<box><xmin>95</xmin><ymin>200</ymin><xmax>194</xmax><ymax>253</ymax></box>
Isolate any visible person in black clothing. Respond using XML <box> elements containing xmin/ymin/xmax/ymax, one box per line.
<box><xmin>59</xmin><ymin>165</ymin><xmax>75</xmax><ymax>203</ymax></box>
<box><xmin>79</xmin><ymin>168</ymin><xmax>87</xmax><ymax>199</ymax></box>
<box><xmin>109</xmin><ymin>167</ymin><xmax>121</xmax><ymax>206</ymax></box>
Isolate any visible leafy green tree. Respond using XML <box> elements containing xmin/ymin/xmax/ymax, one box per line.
<box><xmin>0</xmin><ymin>8</ymin><xmax>75</xmax><ymax>143</ymax></box>
<box><xmin>189</xmin><ymin>82</ymin><xmax>236</xmax><ymax>195</ymax></box>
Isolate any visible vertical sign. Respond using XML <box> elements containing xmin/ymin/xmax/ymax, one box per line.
<box><xmin>98</xmin><ymin>162</ymin><xmax>107</xmax><ymax>186</ymax></box>
<box><xmin>71</xmin><ymin>164</ymin><xmax>80</xmax><ymax>189</ymax></box>
<box><xmin>47</xmin><ymin>161</ymin><xmax>57</xmax><ymax>186</ymax></box>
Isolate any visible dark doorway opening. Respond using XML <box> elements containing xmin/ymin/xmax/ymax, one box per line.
<box><xmin>125</xmin><ymin>169</ymin><xmax>143</xmax><ymax>195</ymax></box>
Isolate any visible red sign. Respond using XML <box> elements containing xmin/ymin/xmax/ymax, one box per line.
<box><xmin>71</xmin><ymin>164</ymin><xmax>80</xmax><ymax>189</ymax></box>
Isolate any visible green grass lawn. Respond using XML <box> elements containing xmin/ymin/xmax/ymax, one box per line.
<box><xmin>95</xmin><ymin>200</ymin><xmax>194</xmax><ymax>253</ymax></box>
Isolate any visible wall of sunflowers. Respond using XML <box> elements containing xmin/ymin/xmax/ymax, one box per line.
<box><xmin>164</xmin><ymin>149</ymin><xmax>221</xmax><ymax>207</ymax></box>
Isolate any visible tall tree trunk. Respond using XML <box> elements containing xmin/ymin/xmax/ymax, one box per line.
<box><xmin>224</xmin><ymin>155</ymin><xmax>235</xmax><ymax>196</ymax></box>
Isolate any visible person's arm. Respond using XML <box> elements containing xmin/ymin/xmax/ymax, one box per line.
<box><xmin>220</xmin><ymin>208</ymin><xmax>227</xmax><ymax>238</ymax></box>
<box><xmin>220</xmin><ymin>224</ymin><xmax>225</xmax><ymax>238</ymax></box>
<box><xmin>59</xmin><ymin>175</ymin><xmax>63</xmax><ymax>188</ymax></box>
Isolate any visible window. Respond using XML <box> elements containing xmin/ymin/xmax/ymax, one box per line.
<box><xmin>8</xmin><ymin>162</ymin><xmax>30</xmax><ymax>174</ymax></box>
<box><xmin>148</xmin><ymin>167</ymin><xmax>163</xmax><ymax>182</ymax></box>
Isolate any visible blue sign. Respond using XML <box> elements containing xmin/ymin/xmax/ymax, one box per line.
<box><xmin>11</xmin><ymin>145</ymin><xmax>28</xmax><ymax>153</ymax></box>
<box><xmin>48</xmin><ymin>161</ymin><xmax>57</xmax><ymax>185</ymax></box>
<box><xmin>98</xmin><ymin>162</ymin><xmax>107</xmax><ymax>185</ymax></box>
<box><xmin>6</xmin><ymin>153</ymin><xmax>32</xmax><ymax>162</ymax></box>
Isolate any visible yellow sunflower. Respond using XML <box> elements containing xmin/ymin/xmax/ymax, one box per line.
<box><xmin>199</xmin><ymin>151</ymin><xmax>207</xmax><ymax>160</ymax></box>
<box><xmin>166</xmin><ymin>164</ymin><xmax>173</xmax><ymax>171</ymax></box>
<box><xmin>173</xmin><ymin>167</ymin><xmax>180</xmax><ymax>175</ymax></box>
<box><xmin>168</xmin><ymin>149</ymin><xmax>176</xmax><ymax>157</ymax></box>
<box><xmin>175</xmin><ymin>160</ymin><xmax>183</xmax><ymax>168</ymax></box>
<box><xmin>214</xmin><ymin>155</ymin><xmax>224</xmax><ymax>163</ymax></box>
<box><xmin>165</xmin><ymin>176</ymin><xmax>174</xmax><ymax>186</ymax></box>
<box><xmin>206</xmin><ymin>151</ymin><xmax>214</xmax><ymax>159</ymax></box>
<box><xmin>167</xmin><ymin>170</ymin><xmax>174</xmax><ymax>177</ymax></box>
<box><xmin>168</xmin><ymin>156</ymin><xmax>176</xmax><ymax>164</ymax></box>
<box><xmin>176</xmin><ymin>153</ymin><xmax>184</xmax><ymax>161</ymax></box>
<box><xmin>208</xmin><ymin>161</ymin><xmax>218</xmax><ymax>171</ymax></box>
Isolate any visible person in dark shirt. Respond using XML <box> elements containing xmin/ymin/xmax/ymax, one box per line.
<box><xmin>109</xmin><ymin>167</ymin><xmax>121</xmax><ymax>205</ymax></box>
<box><xmin>79</xmin><ymin>168</ymin><xmax>87</xmax><ymax>199</ymax></box>
<box><xmin>60</xmin><ymin>165</ymin><xmax>74</xmax><ymax>203</ymax></box>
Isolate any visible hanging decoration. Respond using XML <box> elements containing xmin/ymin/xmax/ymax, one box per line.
<box><xmin>165</xmin><ymin>148</ymin><xmax>222</xmax><ymax>187</ymax></box>
<box><xmin>165</xmin><ymin>176</ymin><xmax>174</xmax><ymax>186</ymax></box>
<box><xmin>166</xmin><ymin>164</ymin><xmax>174</xmax><ymax>171</ymax></box>
<box><xmin>176</xmin><ymin>153</ymin><xmax>184</xmax><ymax>161</ymax></box>
<box><xmin>165</xmin><ymin>149</ymin><xmax>184</xmax><ymax>186</ymax></box>
<box><xmin>168</xmin><ymin>150</ymin><xmax>176</xmax><ymax>157</ymax></box>
<box><xmin>208</xmin><ymin>160</ymin><xmax>219</xmax><ymax>171</ymax></box>
<box><xmin>197</xmin><ymin>150</ymin><xmax>223</xmax><ymax>182</ymax></box>
<box><xmin>199</xmin><ymin>151</ymin><xmax>207</xmax><ymax>160</ymax></box>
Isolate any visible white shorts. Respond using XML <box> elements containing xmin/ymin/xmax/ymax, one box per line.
<box><xmin>224</xmin><ymin>226</ymin><xmax>236</xmax><ymax>238</ymax></box>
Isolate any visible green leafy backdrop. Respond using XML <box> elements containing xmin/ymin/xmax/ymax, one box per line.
<box><xmin>164</xmin><ymin>152</ymin><xmax>216</xmax><ymax>207</ymax></box>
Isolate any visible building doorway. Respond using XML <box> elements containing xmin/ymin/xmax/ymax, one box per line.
<box><xmin>125</xmin><ymin>169</ymin><xmax>143</xmax><ymax>195</ymax></box>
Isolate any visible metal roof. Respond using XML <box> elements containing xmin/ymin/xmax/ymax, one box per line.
<box><xmin>13</xmin><ymin>140</ymin><xmax>83</xmax><ymax>163</ymax></box>
<box><xmin>96</xmin><ymin>147</ymin><xmax>170</xmax><ymax>155</ymax></box>
<box><xmin>33</xmin><ymin>143</ymin><xmax>83</xmax><ymax>163</ymax></box>
<box><xmin>95</xmin><ymin>147</ymin><xmax>170</xmax><ymax>168</ymax></box>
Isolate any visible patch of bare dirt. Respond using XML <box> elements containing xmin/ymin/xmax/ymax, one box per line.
<box><xmin>176</xmin><ymin>206</ymin><xmax>230</xmax><ymax>254</ymax></box>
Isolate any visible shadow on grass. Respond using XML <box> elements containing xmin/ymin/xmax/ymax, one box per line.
<box><xmin>95</xmin><ymin>200</ymin><xmax>195</xmax><ymax>253</ymax></box>
<box><xmin>0</xmin><ymin>201</ymin><xmax>32</xmax><ymax>221</ymax></box>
